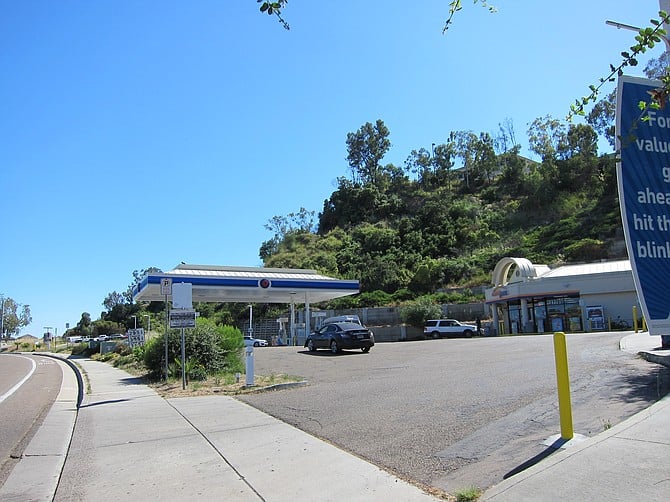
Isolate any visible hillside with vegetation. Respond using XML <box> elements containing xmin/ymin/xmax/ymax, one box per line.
<box><xmin>259</xmin><ymin>112</ymin><xmax>623</xmax><ymax>309</ymax></box>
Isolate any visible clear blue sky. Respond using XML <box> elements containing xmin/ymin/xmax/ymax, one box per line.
<box><xmin>0</xmin><ymin>1</ymin><xmax>662</xmax><ymax>337</ymax></box>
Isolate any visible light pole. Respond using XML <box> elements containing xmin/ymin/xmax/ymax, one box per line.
<box><xmin>606</xmin><ymin>1</ymin><xmax>670</xmax><ymax>52</ymax></box>
<box><xmin>143</xmin><ymin>314</ymin><xmax>150</xmax><ymax>332</ymax></box>
<box><xmin>131</xmin><ymin>315</ymin><xmax>137</xmax><ymax>329</ymax></box>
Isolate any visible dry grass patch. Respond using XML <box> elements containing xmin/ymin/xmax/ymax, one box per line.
<box><xmin>150</xmin><ymin>373</ymin><xmax>305</xmax><ymax>398</ymax></box>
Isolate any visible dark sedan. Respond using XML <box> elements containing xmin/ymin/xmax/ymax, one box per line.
<box><xmin>304</xmin><ymin>322</ymin><xmax>374</xmax><ymax>353</ymax></box>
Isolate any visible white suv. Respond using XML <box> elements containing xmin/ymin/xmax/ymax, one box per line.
<box><xmin>424</xmin><ymin>319</ymin><xmax>478</xmax><ymax>339</ymax></box>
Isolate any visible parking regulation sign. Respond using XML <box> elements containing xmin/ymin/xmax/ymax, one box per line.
<box><xmin>160</xmin><ymin>277</ymin><xmax>172</xmax><ymax>296</ymax></box>
<box><xmin>617</xmin><ymin>75</ymin><xmax>670</xmax><ymax>334</ymax></box>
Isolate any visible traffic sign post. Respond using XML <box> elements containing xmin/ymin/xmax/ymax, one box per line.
<box><xmin>617</xmin><ymin>76</ymin><xmax>670</xmax><ymax>344</ymax></box>
<box><xmin>160</xmin><ymin>277</ymin><xmax>172</xmax><ymax>296</ymax></box>
<box><xmin>168</xmin><ymin>307</ymin><xmax>197</xmax><ymax>389</ymax></box>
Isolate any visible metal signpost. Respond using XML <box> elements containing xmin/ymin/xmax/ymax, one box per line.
<box><xmin>617</xmin><ymin>76</ymin><xmax>670</xmax><ymax>345</ymax></box>
<box><xmin>169</xmin><ymin>309</ymin><xmax>196</xmax><ymax>389</ymax></box>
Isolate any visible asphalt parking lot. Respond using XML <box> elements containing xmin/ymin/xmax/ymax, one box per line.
<box><xmin>238</xmin><ymin>332</ymin><xmax>670</xmax><ymax>493</ymax></box>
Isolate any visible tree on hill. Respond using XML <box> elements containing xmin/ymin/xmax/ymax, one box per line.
<box><xmin>345</xmin><ymin>120</ymin><xmax>392</xmax><ymax>186</ymax></box>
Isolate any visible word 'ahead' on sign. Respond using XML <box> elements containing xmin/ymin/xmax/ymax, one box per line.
<box><xmin>169</xmin><ymin>309</ymin><xmax>196</xmax><ymax>328</ymax></box>
<box><xmin>617</xmin><ymin>75</ymin><xmax>670</xmax><ymax>335</ymax></box>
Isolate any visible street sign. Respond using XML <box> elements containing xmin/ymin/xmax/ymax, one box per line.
<box><xmin>127</xmin><ymin>328</ymin><xmax>145</xmax><ymax>347</ymax></box>
<box><xmin>160</xmin><ymin>277</ymin><xmax>172</xmax><ymax>296</ymax></box>
<box><xmin>172</xmin><ymin>282</ymin><xmax>192</xmax><ymax>309</ymax></box>
<box><xmin>169</xmin><ymin>309</ymin><xmax>196</xmax><ymax>328</ymax></box>
<box><xmin>617</xmin><ymin>75</ymin><xmax>670</xmax><ymax>334</ymax></box>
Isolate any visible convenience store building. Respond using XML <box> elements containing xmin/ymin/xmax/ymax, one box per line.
<box><xmin>484</xmin><ymin>258</ymin><xmax>639</xmax><ymax>334</ymax></box>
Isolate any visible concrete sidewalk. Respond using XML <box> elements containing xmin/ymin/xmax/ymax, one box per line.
<box><xmin>51</xmin><ymin>357</ymin><xmax>439</xmax><ymax>501</ymax></box>
<box><xmin>481</xmin><ymin>331</ymin><xmax>670</xmax><ymax>501</ymax></box>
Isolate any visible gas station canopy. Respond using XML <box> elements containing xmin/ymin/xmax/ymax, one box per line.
<box><xmin>132</xmin><ymin>263</ymin><xmax>360</xmax><ymax>305</ymax></box>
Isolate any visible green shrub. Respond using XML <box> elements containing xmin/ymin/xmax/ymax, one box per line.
<box><xmin>143</xmin><ymin>320</ymin><xmax>244</xmax><ymax>378</ymax></box>
<box><xmin>98</xmin><ymin>352</ymin><xmax>117</xmax><ymax>362</ymax></box>
<box><xmin>455</xmin><ymin>486</ymin><xmax>482</xmax><ymax>502</ymax></box>
<box><xmin>112</xmin><ymin>354</ymin><xmax>135</xmax><ymax>368</ymax></box>
<box><xmin>132</xmin><ymin>345</ymin><xmax>145</xmax><ymax>362</ymax></box>
<box><xmin>189</xmin><ymin>364</ymin><xmax>207</xmax><ymax>381</ymax></box>
<box><xmin>392</xmin><ymin>288</ymin><xmax>415</xmax><ymax>302</ymax></box>
<box><xmin>400</xmin><ymin>297</ymin><xmax>442</xmax><ymax>327</ymax></box>
<box><xmin>357</xmin><ymin>290</ymin><xmax>393</xmax><ymax>307</ymax></box>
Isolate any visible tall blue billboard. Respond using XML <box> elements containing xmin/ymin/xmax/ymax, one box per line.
<box><xmin>617</xmin><ymin>76</ymin><xmax>670</xmax><ymax>334</ymax></box>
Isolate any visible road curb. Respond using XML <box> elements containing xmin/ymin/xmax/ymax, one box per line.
<box><xmin>638</xmin><ymin>350</ymin><xmax>670</xmax><ymax>368</ymax></box>
<box><xmin>0</xmin><ymin>355</ymin><xmax>80</xmax><ymax>502</ymax></box>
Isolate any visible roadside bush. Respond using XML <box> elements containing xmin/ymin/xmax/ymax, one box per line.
<box><xmin>112</xmin><ymin>354</ymin><xmax>135</xmax><ymax>368</ymax></box>
<box><xmin>132</xmin><ymin>345</ymin><xmax>145</xmax><ymax>362</ymax></box>
<box><xmin>96</xmin><ymin>352</ymin><xmax>117</xmax><ymax>363</ymax></box>
<box><xmin>143</xmin><ymin>319</ymin><xmax>244</xmax><ymax>378</ymax></box>
<box><xmin>189</xmin><ymin>364</ymin><xmax>207</xmax><ymax>381</ymax></box>
<box><xmin>400</xmin><ymin>297</ymin><xmax>442</xmax><ymax>328</ymax></box>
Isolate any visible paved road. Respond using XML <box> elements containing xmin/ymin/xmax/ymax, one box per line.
<box><xmin>0</xmin><ymin>353</ymin><xmax>62</xmax><ymax>486</ymax></box>
<box><xmin>238</xmin><ymin>332</ymin><xmax>670</xmax><ymax>493</ymax></box>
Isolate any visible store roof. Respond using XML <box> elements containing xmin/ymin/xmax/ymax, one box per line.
<box><xmin>132</xmin><ymin>263</ymin><xmax>360</xmax><ymax>304</ymax></box>
<box><xmin>540</xmin><ymin>260</ymin><xmax>631</xmax><ymax>278</ymax></box>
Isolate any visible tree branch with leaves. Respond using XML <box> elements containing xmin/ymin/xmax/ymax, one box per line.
<box><xmin>258</xmin><ymin>0</ymin><xmax>290</xmax><ymax>30</ymax></box>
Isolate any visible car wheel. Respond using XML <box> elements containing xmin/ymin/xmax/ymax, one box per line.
<box><xmin>330</xmin><ymin>340</ymin><xmax>339</xmax><ymax>354</ymax></box>
<box><xmin>361</xmin><ymin>346</ymin><xmax>370</xmax><ymax>353</ymax></box>
<box><xmin>463</xmin><ymin>329</ymin><xmax>473</xmax><ymax>338</ymax></box>
<box><xmin>431</xmin><ymin>331</ymin><xmax>441</xmax><ymax>339</ymax></box>
<box><xmin>254</xmin><ymin>342</ymin><xmax>260</xmax><ymax>347</ymax></box>
<box><xmin>307</xmin><ymin>339</ymin><xmax>317</xmax><ymax>352</ymax></box>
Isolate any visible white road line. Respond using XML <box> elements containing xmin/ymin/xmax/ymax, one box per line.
<box><xmin>0</xmin><ymin>356</ymin><xmax>37</xmax><ymax>404</ymax></box>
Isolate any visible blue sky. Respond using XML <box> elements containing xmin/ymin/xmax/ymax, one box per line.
<box><xmin>0</xmin><ymin>1</ymin><xmax>662</xmax><ymax>337</ymax></box>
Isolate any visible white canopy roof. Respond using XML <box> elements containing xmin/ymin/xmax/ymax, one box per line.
<box><xmin>132</xmin><ymin>263</ymin><xmax>360</xmax><ymax>304</ymax></box>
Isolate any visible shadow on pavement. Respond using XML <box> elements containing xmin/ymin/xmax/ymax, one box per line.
<box><xmin>119</xmin><ymin>376</ymin><xmax>147</xmax><ymax>386</ymax></box>
<box><xmin>503</xmin><ymin>445</ymin><xmax>559</xmax><ymax>479</ymax></box>
<box><xmin>80</xmin><ymin>398</ymin><xmax>132</xmax><ymax>408</ymax></box>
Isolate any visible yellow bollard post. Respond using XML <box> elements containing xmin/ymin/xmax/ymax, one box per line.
<box><xmin>633</xmin><ymin>306</ymin><xmax>638</xmax><ymax>333</ymax></box>
<box><xmin>553</xmin><ymin>332</ymin><xmax>574</xmax><ymax>440</ymax></box>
